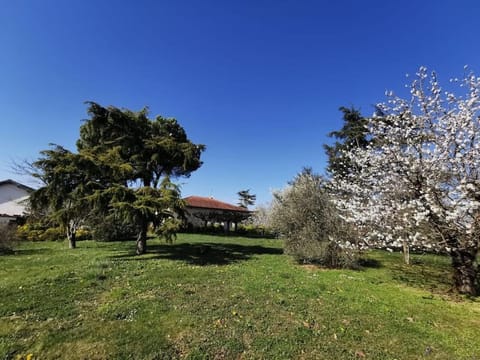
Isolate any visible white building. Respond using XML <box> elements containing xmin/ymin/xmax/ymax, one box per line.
<box><xmin>0</xmin><ymin>179</ymin><xmax>33</xmax><ymax>225</ymax></box>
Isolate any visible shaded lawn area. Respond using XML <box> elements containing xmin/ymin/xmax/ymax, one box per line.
<box><xmin>113</xmin><ymin>241</ymin><xmax>283</xmax><ymax>266</ymax></box>
<box><xmin>1</xmin><ymin>234</ymin><xmax>479</xmax><ymax>359</ymax></box>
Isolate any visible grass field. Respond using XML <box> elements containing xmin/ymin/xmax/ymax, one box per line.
<box><xmin>1</xmin><ymin>234</ymin><xmax>479</xmax><ymax>359</ymax></box>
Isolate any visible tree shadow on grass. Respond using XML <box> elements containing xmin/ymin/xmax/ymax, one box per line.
<box><xmin>359</xmin><ymin>251</ymin><xmax>456</xmax><ymax>295</ymax></box>
<box><xmin>2</xmin><ymin>247</ymin><xmax>52</xmax><ymax>256</ymax></box>
<box><xmin>387</xmin><ymin>254</ymin><xmax>480</xmax><ymax>298</ymax></box>
<box><xmin>388</xmin><ymin>257</ymin><xmax>454</xmax><ymax>295</ymax></box>
<box><xmin>112</xmin><ymin>242</ymin><xmax>283</xmax><ymax>266</ymax></box>
<box><xmin>358</xmin><ymin>258</ymin><xmax>383</xmax><ymax>269</ymax></box>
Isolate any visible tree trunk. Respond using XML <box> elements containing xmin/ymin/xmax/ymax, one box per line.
<box><xmin>402</xmin><ymin>240</ymin><xmax>410</xmax><ymax>265</ymax></box>
<box><xmin>66</xmin><ymin>220</ymin><xmax>78</xmax><ymax>249</ymax></box>
<box><xmin>136</xmin><ymin>223</ymin><xmax>148</xmax><ymax>255</ymax></box>
<box><xmin>450</xmin><ymin>247</ymin><xmax>478</xmax><ymax>296</ymax></box>
<box><xmin>67</xmin><ymin>229</ymin><xmax>76</xmax><ymax>249</ymax></box>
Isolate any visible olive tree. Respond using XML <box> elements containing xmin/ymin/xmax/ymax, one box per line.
<box><xmin>271</xmin><ymin>168</ymin><xmax>357</xmax><ymax>268</ymax></box>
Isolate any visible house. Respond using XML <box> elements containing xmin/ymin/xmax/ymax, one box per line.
<box><xmin>183</xmin><ymin>195</ymin><xmax>251</xmax><ymax>232</ymax></box>
<box><xmin>0</xmin><ymin>179</ymin><xmax>33</xmax><ymax>225</ymax></box>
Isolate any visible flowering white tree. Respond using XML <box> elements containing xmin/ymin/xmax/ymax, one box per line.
<box><xmin>333</xmin><ymin>67</ymin><xmax>480</xmax><ymax>295</ymax></box>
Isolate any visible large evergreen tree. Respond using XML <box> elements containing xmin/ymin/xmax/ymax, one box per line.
<box><xmin>77</xmin><ymin>102</ymin><xmax>205</xmax><ymax>254</ymax></box>
<box><xmin>323</xmin><ymin>106</ymin><xmax>370</xmax><ymax>178</ymax></box>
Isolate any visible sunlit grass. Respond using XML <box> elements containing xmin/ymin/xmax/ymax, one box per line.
<box><xmin>1</xmin><ymin>234</ymin><xmax>479</xmax><ymax>359</ymax></box>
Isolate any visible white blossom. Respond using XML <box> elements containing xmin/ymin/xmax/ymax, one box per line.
<box><xmin>331</xmin><ymin>67</ymin><xmax>480</xmax><ymax>254</ymax></box>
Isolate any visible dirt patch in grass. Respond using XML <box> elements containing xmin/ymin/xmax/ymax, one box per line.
<box><xmin>300</xmin><ymin>264</ymin><xmax>319</xmax><ymax>271</ymax></box>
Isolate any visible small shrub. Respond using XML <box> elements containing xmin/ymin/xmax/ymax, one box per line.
<box><xmin>291</xmin><ymin>240</ymin><xmax>358</xmax><ymax>268</ymax></box>
<box><xmin>0</xmin><ymin>224</ymin><xmax>18</xmax><ymax>253</ymax></box>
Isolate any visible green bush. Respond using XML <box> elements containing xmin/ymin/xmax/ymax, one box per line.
<box><xmin>16</xmin><ymin>223</ymin><xmax>43</xmax><ymax>241</ymax></box>
<box><xmin>41</xmin><ymin>226</ymin><xmax>65</xmax><ymax>241</ymax></box>
<box><xmin>17</xmin><ymin>223</ymin><xmax>45</xmax><ymax>241</ymax></box>
<box><xmin>76</xmin><ymin>227</ymin><xmax>92</xmax><ymax>241</ymax></box>
<box><xmin>89</xmin><ymin>217</ymin><xmax>137</xmax><ymax>242</ymax></box>
<box><xmin>16</xmin><ymin>222</ymin><xmax>93</xmax><ymax>242</ymax></box>
<box><xmin>16</xmin><ymin>223</ymin><xmax>65</xmax><ymax>241</ymax></box>
<box><xmin>236</xmin><ymin>223</ymin><xmax>277</xmax><ymax>238</ymax></box>
<box><xmin>270</xmin><ymin>168</ymin><xmax>358</xmax><ymax>268</ymax></box>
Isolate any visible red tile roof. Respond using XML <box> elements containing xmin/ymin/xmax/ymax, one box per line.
<box><xmin>184</xmin><ymin>196</ymin><xmax>250</xmax><ymax>212</ymax></box>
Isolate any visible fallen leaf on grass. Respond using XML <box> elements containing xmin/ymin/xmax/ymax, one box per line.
<box><xmin>355</xmin><ymin>350</ymin><xmax>366</xmax><ymax>358</ymax></box>
<box><xmin>214</xmin><ymin>319</ymin><xmax>226</xmax><ymax>327</ymax></box>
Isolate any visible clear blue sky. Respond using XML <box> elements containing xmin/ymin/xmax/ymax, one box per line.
<box><xmin>1</xmin><ymin>0</ymin><xmax>479</xmax><ymax>206</ymax></box>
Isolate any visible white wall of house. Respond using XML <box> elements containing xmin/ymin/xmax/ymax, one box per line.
<box><xmin>0</xmin><ymin>183</ymin><xmax>29</xmax><ymax>204</ymax></box>
<box><xmin>0</xmin><ymin>182</ymin><xmax>31</xmax><ymax>218</ymax></box>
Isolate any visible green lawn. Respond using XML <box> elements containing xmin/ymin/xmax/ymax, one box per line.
<box><xmin>1</xmin><ymin>234</ymin><xmax>479</xmax><ymax>359</ymax></box>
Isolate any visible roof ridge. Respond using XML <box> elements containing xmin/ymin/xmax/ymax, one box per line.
<box><xmin>184</xmin><ymin>195</ymin><xmax>250</xmax><ymax>212</ymax></box>
<box><xmin>0</xmin><ymin>179</ymin><xmax>34</xmax><ymax>192</ymax></box>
